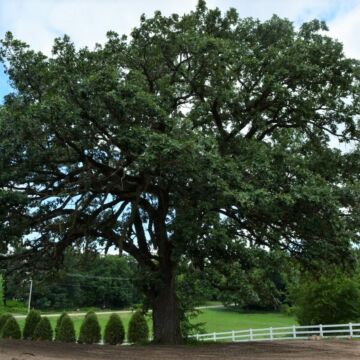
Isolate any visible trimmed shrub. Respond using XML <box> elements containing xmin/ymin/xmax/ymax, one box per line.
<box><xmin>23</xmin><ymin>310</ymin><xmax>41</xmax><ymax>339</ymax></box>
<box><xmin>2</xmin><ymin>316</ymin><xmax>21</xmax><ymax>339</ymax></box>
<box><xmin>57</xmin><ymin>314</ymin><xmax>76</xmax><ymax>343</ymax></box>
<box><xmin>0</xmin><ymin>313</ymin><xmax>12</xmax><ymax>336</ymax></box>
<box><xmin>128</xmin><ymin>311</ymin><xmax>149</xmax><ymax>344</ymax></box>
<box><xmin>55</xmin><ymin>312</ymin><xmax>67</xmax><ymax>340</ymax></box>
<box><xmin>104</xmin><ymin>313</ymin><xmax>125</xmax><ymax>345</ymax></box>
<box><xmin>33</xmin><ymin>317</ymin><xmax>53</xmax><ymax>341</ymax></box>
<box><xmin>78</xmin><ymin>312</ymin><xmax>101</xmax><ymax>344</ymax></box>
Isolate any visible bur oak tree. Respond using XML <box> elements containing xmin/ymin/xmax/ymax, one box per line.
<box><xmin>0</xmin><ymin>1</ymin><xmax>359</xmax><ymax>344</ymax></box>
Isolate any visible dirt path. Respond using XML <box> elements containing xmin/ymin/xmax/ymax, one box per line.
<box><xmin>1</xmin><ymin>339</ymin><xmax>360</xmax><ymax>360</ymax></box>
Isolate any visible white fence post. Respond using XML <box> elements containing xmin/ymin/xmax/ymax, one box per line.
<box><xmin>188</xmin><ymin>322</ymin><xmax>360</xmax><ymax>344</ymax></box>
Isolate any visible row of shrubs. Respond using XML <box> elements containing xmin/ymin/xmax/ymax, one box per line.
<box><xmin>0</xmin><ymin>309</ymin><xmax>149</xmax><ymax>345</ymax></box>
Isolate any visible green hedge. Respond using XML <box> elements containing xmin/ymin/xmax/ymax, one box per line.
<box><xmin>57</xmin><ymin>314</ymin><xmax>76</xmax><ymax>343</ymax></box>
<box><xmin>104</xmin><ymin>313</ymin><xmax>125</xmax><ymax>345</ymax></box>
<box><xmin>54</xmin><ymin>312</ymin><xmax>67</xmax><ymax>340</ymax></box>
<box><xmin>2</xmin><ymin>316</ymin><xmax>21</xmax><ymax>339</ymax></box>
<box><xmin>23</xmin><ymin>310</ymin><xmax>41</xmax><ymax>340</ymax></box>
<box><xmin>0</xmin><ymin>313</ymin><xmax>12</xmax><ymax>336</ymax></box>
<box><xmin>128</xmin><ymin>311</ymin><xmax>149</xmax><ymax>344</ymax></box>
<box><xmin>33</xmin><ymin>317</ymin><xmax>53</xmax><ymax>341</ymax></box>
<box><xmin>78</xmin><ymin>312</ymin><xmax>101</xmax><ymax>344</ymax></box>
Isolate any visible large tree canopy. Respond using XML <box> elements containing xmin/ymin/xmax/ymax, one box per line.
<box><xmin>0</xmin><ymin>1</ymin><xmax>359</xmax><ymax>343</ymax></box>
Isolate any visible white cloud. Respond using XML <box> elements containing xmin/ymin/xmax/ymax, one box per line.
<box><xmin>216</xmin><ymin>0</ymin><xmax>348</xmax><ymax>21</ymax></box>
<box><xmin>0</xmin><ymin>0</ymin><xmax>358</xmax><ymax>60</ymax></box>
<box><xmin>0</xmin><ymin>0</ymin><xmax>207</xmax><ymax>54</ymax></box>
<box><xmin>328</xmin><ymin>2</ymin><xmax>360</xmax><ymax>59</ymax></box>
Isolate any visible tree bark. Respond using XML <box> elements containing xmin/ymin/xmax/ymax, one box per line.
<box><xmin>151</xmin><ymin>270</ymin><xmax>182</xmax><ymax>344</ymax></box>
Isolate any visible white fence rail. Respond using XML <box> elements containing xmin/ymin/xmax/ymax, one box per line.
<box><xmin>191</xmin><ymin>323</ymin><xmax>360</xmax><ymax>343</ymax></box>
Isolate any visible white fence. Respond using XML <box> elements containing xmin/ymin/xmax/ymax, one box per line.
<box><xmin>191</xmin><ymin>323</ymin><xmax>360</xmax><ymax>343</ymax></box>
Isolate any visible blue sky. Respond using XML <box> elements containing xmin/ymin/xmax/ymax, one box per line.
<box><xmin>0</xmin><ymin>0</ymin><xmax>359</xmax><ymax>101</ymax></box>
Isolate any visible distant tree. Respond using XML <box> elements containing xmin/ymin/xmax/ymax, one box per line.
<box><xmin>4</xmin><ymin>253</ymin><xmax>141</xmax><ymax>311</ymax></box>
<box><xmin>104</xmin><ymin>313</ymin><xmax>125</xmax><ymax>345</ymax></box>
<box><xmin>2</xmin><ymin>316</ymin><xmax>21</xmax><ymax>339</ymax></box>
<box><xmin>23</xmin><ymin>310</ymin><xmax>41</xmax><ymax>340</ymax></box>
<box><xmin>1</xmin><ymin>1</ymin><xmax>359</xmax><ymax>344</ymax></box>
<box><xmin>128</xmin><ymin>311</ymin><xmax>149</xmax><ymax>344</ymax></box>
<box><xmin>57</xmin><ymin>314</ymin><xmax>76</xmax><ymax>343</ymax></box>
<box><xmin>78</xmin><ymin>312</ymin><xmax>101</xmax><ymax>344</ymax></box>
<box><xmin>33</xmin><ymin>317</ymin><xmax>53</xmax><ymax>341</ymax></box>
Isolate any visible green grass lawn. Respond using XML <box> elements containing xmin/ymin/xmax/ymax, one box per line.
<box><xmin>195</xmin><ymin>307</ymin><xmax>297</xmax><ymax>333</ymax></box>
<box><xmin>16</xmin><ymin>307</ymin><xmax>297</xmax><ymax>338</ymax></box>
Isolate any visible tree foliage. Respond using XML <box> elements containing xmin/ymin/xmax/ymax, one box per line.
<box><xmin>128</xmin><ymin>311</ymin><xmax>149</xmax><ymax>344</ymax></box>
<box><xmin>33</xmin><ymin>316</ymin><xmax>53</xmax><ymax>341</ymax></box>
<box><xmin>23</xmin><ymin>310</ymin><xmax>41</xmax><ymax>340</ymax></box>
<box><xmin>0</xmin><ymin>1</ymin><xmax>359</xmax><ymax>343</ymax></box>
<box><xmin>104</xmin><ymin>313</ymin><xmax>125</xmax><ymax>345</ymax></box>
<box><xmin>2</xmin><ymin>315</ymin><xmax>21</xmax><ymax>339</ymax></box>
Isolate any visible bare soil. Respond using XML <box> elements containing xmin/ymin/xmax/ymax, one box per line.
<box><xmin>1</xmin><ymin>339</ymin><xmax>360</xmax><ymax>360</ymax></box>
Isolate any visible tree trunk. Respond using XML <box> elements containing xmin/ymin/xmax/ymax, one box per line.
<box><xmin>151</xmin><ymin>271</ymin><xmax>182</xmax><ymax>344</ymax></box>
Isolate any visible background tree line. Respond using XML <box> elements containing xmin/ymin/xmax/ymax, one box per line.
<box><xmin>2</xmin><ymin>251</ymin><xmax>142</xmax><ymax>310</ymax></box>
<box><xmin>3</xmin><ymin>249</ymin><xmax>360</xmax><ymax>328</ymax></box>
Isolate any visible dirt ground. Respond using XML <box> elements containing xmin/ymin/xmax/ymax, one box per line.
<box><xmin>1</xmin><ymin>339</ymin><xmax>360</xmax><ymax>360</ymax></box>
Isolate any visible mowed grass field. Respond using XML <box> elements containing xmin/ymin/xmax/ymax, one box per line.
<box><xmin>16</xmin><ymin>307</ymin><xmax>297</xmax><ymax>338</ymax></box>
<box><xmin>196</xmin><ymin>308</ymin><xmax>297</xmax><ymax>333</ymax></box>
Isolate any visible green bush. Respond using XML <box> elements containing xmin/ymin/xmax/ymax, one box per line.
<box><xmin>104</xmin><ymin>313</ymin><xmax>125</xmax><ymax>345</ymax></box>
<box><xmin>55</xmin><ymin>312</ymin><xmax>67</xmax><ymax>340</ymax></box>
<box><xmin>33</xmin><ymin>317</ymin><xmax>53</xmax><ymax>341</ymax></box>
<box><xmin>2</xmin><ymin>316</ymin><xmax>21</xmax><ymax>339</ymax></box>
<box><xmin>57</xmin><ymin>314</ymin><xmax>76</xmax><ymax>343</ymax></box>
<box><xmin>128</xmin><ymin>311</ymin><xmax>149</xmax><ymax>344</ymax></box>
<box><xmin>0</xmin><ymin>313</ymin><xmax>12</xmax><ymax>336</ymax></box>
<box><xmin>289</xmin><ymin>272</ymin><xmax>360</xmax><ymax>325</ymax></box>
<box><xmin>78</xmin><ymin>312</ymin><xmax>101</xmax><ymax>344</ymax></box>
<box><xmin>23</xmin><ymin>310</ymin><xmax>41</xmax><ymax>339</ymax></box>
